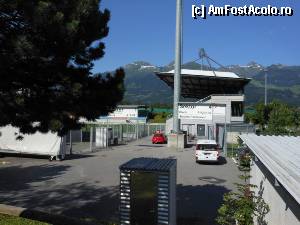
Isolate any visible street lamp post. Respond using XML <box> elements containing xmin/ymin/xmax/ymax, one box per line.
<box><xmin>173</xmin><ymin>0</ymin><xmax>182</xmax><ymax>133</ymax></box>
<box><xmin>264</xmin><ymin>69</ymin><xmax>268</xmax><ymax>106</ymax></box>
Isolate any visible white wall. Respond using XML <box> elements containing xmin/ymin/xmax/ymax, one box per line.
<box><xmin>108</xmin><ymin>108</ymin><xmax>138</xmax><ymax>118</ymax></box>
<box><xmin>251</xmin><ymin>159</ymin><xmax>300</xmax><ymax>225</ymax></box>
<box><xmin>205</xmin><ymin>95</ymin><xmax>245</xmax><ymax>123</ymax></box>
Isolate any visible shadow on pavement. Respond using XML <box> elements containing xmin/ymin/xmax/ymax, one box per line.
<box><xmin>0</xmin><ymin>152</ymin><xmax>95</xmax><ymax>161</ymax></box>
<box><xmin>0</xmin><ymin>164</ymin><xmax>119</xmax><ymax>223</ymax></box>
<box><xmin>185</xmin><ymin>143</ymin><xmax>195</xmax><ymax>148</ymax></box>
<box><xmin>196</xmin><ymin>156</ymin><xmax>227</xmax><ymax>165</ymax></box>
<box><xmin>177</xmin><ymin>184</ymin><xmax>230</xmax><ymax>225</ymax></box>
<box><xmin>0</xmin><ymin>153</ymin><xmax>53</xmax><ymax>160</ymax></box>
<box><xmin>136</xmin><ymin>144</ymin><xmax>165</xmax><ymax>148</ymax></box>
<box><xmin>65</xmin><ymin>154</ymin><xmax>95</xmax><ymax>160</ymax></box>
<box><xmin>0</xmin><ymin>164</ymin><xmax>230</xmax><ymax>225</ymax></box>
<box><xmin>0</xmin><ymin>164</ymin><xmax>70</xmax><ymax>191</ymax></box>
<box><xmin>218</xmin><ymin>156</ymin><xmax>227</xmax><ymax>165</ymax></box>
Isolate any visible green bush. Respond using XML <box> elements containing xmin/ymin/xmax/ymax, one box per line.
<box><xmin>216</xmin><ymin>158</ymin><xmax>269</xmax><ymax>225</ymax></box>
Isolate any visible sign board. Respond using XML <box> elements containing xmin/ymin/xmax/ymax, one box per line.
<box><xmin>108</xmin><ymin>108</ymin><xmax>138</xmax><ymax>118</ymax></box>
<box><xmin>178</xmin><ymin>104</ymin><xmax>225</xmax><ymax>120</ymax></box>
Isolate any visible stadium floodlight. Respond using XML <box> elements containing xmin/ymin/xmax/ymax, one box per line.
<box><xmin>264</xmin><ymin>69</ymin><xmax>268</xmax><ymax>106</ymax></box>
<box><xmin>173</xmin><ymin>0</ymin><xmax>182</xmax><ymax>134</ymax></box>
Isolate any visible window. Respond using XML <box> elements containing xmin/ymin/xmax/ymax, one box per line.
<box><xmin>197</xmin><ymin>124</ymin><xmax>205</xmax><ymax>136</ymax></box>
<box><xmin>196</xmin><ymin>144</ymin><xmax>218</xmax><ymax>151</ymax></box>
<box><xmin>231</xmin><ymin>101</ymin><xmax>244</xmax><ymax>117</ymax></box>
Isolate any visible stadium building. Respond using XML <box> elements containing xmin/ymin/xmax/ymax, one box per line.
<box><xmin>155</xmin><ymin>68</ymin><xmax>252</xmax><ymax>147</ymax></box>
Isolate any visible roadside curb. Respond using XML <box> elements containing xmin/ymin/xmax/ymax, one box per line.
<box><xmin>0</xmin><ymin>203</ymin><xmax>100</xmax><ymax>225</ymax></box>
<box><xmin>0</xmin><ymin>204</ymin><xmax>26</xmax><ymax>217</ymax></box>
<box><xmin>232</xmin><ymin>157</ymin><xmax>238</xmax><ymax>164</ymax></box>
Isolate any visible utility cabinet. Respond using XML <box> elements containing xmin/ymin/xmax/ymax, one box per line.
<box><xmin>95</xmin><ymin>127</ymin><xmax>113</xmax><ymax>148</ymax></box>
<box><xmin>119</xmin><ymin>157</ymin><xmax>177</xmax><ymax>225</ymax></box>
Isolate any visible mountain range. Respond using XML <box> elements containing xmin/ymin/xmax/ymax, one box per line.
<box><xmin>104</xmin><ymin>61</ymin><xmax>300</xmax><ymax>106</ymax></box>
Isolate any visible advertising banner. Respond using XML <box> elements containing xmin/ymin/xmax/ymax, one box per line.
<box><xmin>108</xmin><ymin>108</ymin><xmax>138</xmax><ymax>118</ymax></box>
<box><xmin>178</xmin><ymin>104</ymin><xmax>225</xmax><ymax>120</ymax></box>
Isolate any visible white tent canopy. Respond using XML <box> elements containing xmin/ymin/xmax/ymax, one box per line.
<box><xmin>0</xmin><ymin>125</ymin><xmax>67</xmax><ymax>160</ymax></box>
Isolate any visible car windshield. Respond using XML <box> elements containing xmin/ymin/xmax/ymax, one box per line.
<box><xmin>196</xmin><ymin>144</ymin><xmax>218</xmax><ymax>151</ymax></box>
<box><xmin>154</xmin><ymin>134</ymin><xmax>163</xmax><ymax>137</ymax></box>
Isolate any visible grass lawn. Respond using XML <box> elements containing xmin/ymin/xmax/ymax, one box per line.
<box><xmin>0</xmin><ymin>213</ymin><xmax>50</xmax><ymax>225</ymax></box>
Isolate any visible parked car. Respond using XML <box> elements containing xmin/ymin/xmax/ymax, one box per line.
<box><xmin>195</xmin><ymin>139</ymin><xmax>220</xmax><ymax>163</ymax></box>
<box><xmin>152</xmin><ymin>133</ymin><xmax>167</xmax><ymax>144</ymax></box>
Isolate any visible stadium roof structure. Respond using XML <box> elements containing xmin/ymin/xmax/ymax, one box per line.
<box><xmin>155</xmin><ymin>69</ymin><xmax>251</xmax><ymax>99</ymax></box>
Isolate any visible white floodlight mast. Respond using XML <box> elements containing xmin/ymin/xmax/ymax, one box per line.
<box><xmin>173</xmin><ymin>0</ymin><xmax>182</xmax><ymax>133</ymax></box>
<box><xmin>264</xmin><ymin>70</ymin><xmax>268</xmax><ymax>106</ymax></box>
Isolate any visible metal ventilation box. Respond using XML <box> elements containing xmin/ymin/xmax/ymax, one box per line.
<box><xmin>119</xmin><ymin>157</ymin><xmax>177</xmax><ymax>225</ymax></box>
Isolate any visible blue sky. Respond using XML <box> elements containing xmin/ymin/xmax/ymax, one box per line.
<box><xmin>93</xmin><ymin>0</ymin><xmax>299</xmax><ymax>73</ymax></box>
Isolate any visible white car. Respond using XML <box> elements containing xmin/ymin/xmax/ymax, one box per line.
<box><xmin>195</xmin><ymin>139</ymin><xmax>220</xmax><ymax>163</ymax></box>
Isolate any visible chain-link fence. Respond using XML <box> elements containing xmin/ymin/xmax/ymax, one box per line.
<box><xmin>66</xmin><ymin>123</ymin><xmax>166</xmax><ymax>154</ymax></box>
<box><xmin>226</xmin><ymin>123</ymin><xmax>256</xmax><ymax>157</ymax></box>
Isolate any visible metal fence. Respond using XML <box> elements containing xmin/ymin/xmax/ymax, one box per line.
<box><xmin>227</xmin><ymin>123</ymin><xmax>256</xmax><ymax>133</ymax></box>
<box><xmin>225</xmin><ymin>123</ymin><xmax>256</xmax><ymax>157</ymax></box>
<box><xmin>66</xmin><ymin>123</ymin><xmax>166</xmax><ymax>154</ymax></box>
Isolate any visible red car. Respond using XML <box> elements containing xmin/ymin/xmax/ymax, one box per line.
<box><xmin>152</xmin><ymin>133</ymin><xmax>167</xmax><ymax>144</ymax></box>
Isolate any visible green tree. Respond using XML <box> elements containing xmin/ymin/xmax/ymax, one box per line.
<box><xmin>294</xmin><ymin>109</ymin><xmax>300</xmax><ymax>135</ymax></box>
<box><xmin>149</xmin><ymin>112</ymin><xmax>170</xmax><ymax>123</ymax></box>
<box><xmin>249</xmin><ymin>101</ymin><xmax>299</xmax><ymax>135</ymax></box>
<box><xmin>251</xmin><ymin>103</ymin><xmax>272</xmax><ymax>131</ymax></box>
<box><xmin>267</xmin><ymin>102</ymin><xmax>294</xmax><ymax>135</ymax></box>
<box><xmin>216</xmin><ymin>156</ymin><xmax>269</xmax><ymax>225</ymax></box>
<box><xmin>0</xmin><ymin>0</ymin><xmax>124</xmax><ymax>135</ymax></box>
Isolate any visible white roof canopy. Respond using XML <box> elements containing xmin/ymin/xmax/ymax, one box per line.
<box><xmin>165</xmin><ymin>69</ymin><xmax>240</xmax><ymax>79</ymax></box>
<box><xmin>240</xmin><ymin>134</ymin><xmax>300</xmax><ymax>204</ymax></box>
<box><xmin>155</xmin><ymin>69</ymin><xmax>250</xmax><ymax>99</ymax></box>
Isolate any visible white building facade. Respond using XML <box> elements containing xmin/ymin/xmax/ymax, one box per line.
<box><xmin>166</xmin><ymin>94</ymin><xmax>247</xmax><ymax>146</ymax></box>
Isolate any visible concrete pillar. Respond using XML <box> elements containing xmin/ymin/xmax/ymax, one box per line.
<box><xmin>89</xmin><ymin>126</ymin><xmax>93</xmax><ymax>152</ymax></box>
<box><xmin>69</xmin><ymin>130</ymin><xmax>72</xmax><ymax>155</ymax></box>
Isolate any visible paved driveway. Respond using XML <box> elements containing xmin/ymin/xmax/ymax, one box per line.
<box><xmin>0</xmin><ymin>137</ymin><xmax>240</xmax><ymax>224</ymax></box>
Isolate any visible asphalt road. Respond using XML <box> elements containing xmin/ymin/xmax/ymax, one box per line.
<box><xmin>0</xmin><ymin>137</ymin><xmax>240</xmax><ymax>225</ymax></box>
